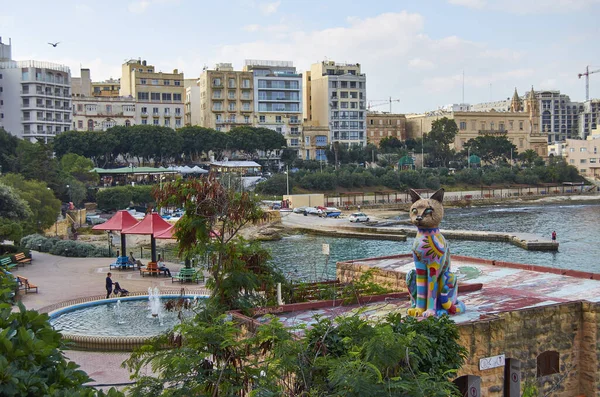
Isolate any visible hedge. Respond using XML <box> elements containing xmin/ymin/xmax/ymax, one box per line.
<box><xmin>20</xmin><ymin>234</ymin><xmax>109</xmax><ymax>258</ymax></box>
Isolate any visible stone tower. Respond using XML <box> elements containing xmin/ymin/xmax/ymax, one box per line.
<box><xmin>510</xmin><ymin>87</ymin><xmax>522</xmax><ymax>112</ymax></box>
<box><xmin>525</xmin><ymin>86</ymin><xmax>539</xmax><ymax>134</ymax></box>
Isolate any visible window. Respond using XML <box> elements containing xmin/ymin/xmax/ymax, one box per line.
<box><xmin>242</xmin><ymin>90</ymin><xmax>251</xmax><ymax>99</ymax></box>
<box><xmin>276</xmin><ymin>115</ymin><xmax>282</xmax><ymax>123</ymax></box>
<box><xmin>459</xmin><ymin>122</ymin><xmax>467</xmax><ymax>130</ymax></box>
<box><xmin>175</xmin><ymin>119</ymin><xmax>181</xmax><ymax>127</ymax></box>
<box><xmin>77</xmin><ymin>120</ymin><xmax>83</xmax><ymax>129</ymax></box>
<box><xmin>228</xmin><ymin>102</ymin><xmax>236</xmax><ymax>111</ymax></box>
<box><xmin>138</xmin><ymin>92</ymin><xmax>149</xmax><ymax>100</ymax></box>
<box><xmin>173</xmin><ymin>93</ymin><xmax>182</xmax><ymax>102</ymax></box>
<box><xmin>213</xmin><ymin>78</ymin><xmax>222</xmax><ymax>87</ymax></box>
<box><xmin>569</xmin><ymin>159</ymin><xmax>575</xmax><ymax>164</ymax></box>
<box><xmin>499</xmin><ymin>123</ymin><xmax>505</xmax><ymax>131</ymax></box>
<box><xmin>164</xmin><ymin>80</ymin><xmax>170</xmax><ymax>85</ymax></box>
<box><xmin>276</xmin><ymin>127</ymin><xmax>282</xmax><ymax>133</ymax></box>
<box><xmin>480</xmin><ymin>122</ymin><xmax>486</xmax><ymax>130</ymax></box>
<box><xmin>350</xmin><ymin>102</ymin><xmax>357</xmax><ymax>109</ymax></box>
<box><xmin>509</xmin><ymin>120</ymin><xmax>514</xmax><ymax>130</ymax></box>
<box><xmin>175</xmin><ymin>108</ymin><xmax>181</xmax><ymax>115</ymax></box>
<box><xmin>341</xmin><ymin>102</ymin><xmax>349</xmax><ymax>109</ymax></box>
<box><xmin>291</xmin><ymin>127</ymin><xmax>299</xmax><ymax>134</ymax></box>
<box><xmin>259</xmin><ymin>115</ymin><xmax>265</xmax><ymax>123</ymax></box>
<box><xmin>153</xmin><ymin>107</ymin><xmax>159</xmax><ymax>115</ymax></box>
<box><xmin>242</xmin><ymin>79</ymin><xmax>250</xmax><ymax>88</ymax></box>
<box><xmin>340</xmin><ymin>92</ymin><xmax>349</xmax><ymax>99</ymax></box>
<box><xmin>164</xmin><ymin>108</ymin><xmax>171</xmax><ymax>115</ymax></box>
<box><xmin>151</xmin><ymin>92</ymin><xmax>161</xmax><ymax>101</ymax></box>
<box><xmin>537</xmin><ymin>351</ymin><xmax>559</xmax><ymax>377</ymax></box>
<box><xmin>244</xmin><ymin>115</ymin><xmax>250</xmax><ymax>123</ymax></box>
<box><xmin>569</xmin><ymin>148</ymin><xmax>575</xmax><ymax>152</ymax></box>
<box><xmin>350</xmin><ymin>82</ymin><xmax>356</xmax><ymax>88</ymax></box>
<box><xmin>141</xmin><ymin>107</ymin><xmax>148</xmax><ymax>114</ymax></box>
<box><xmin>125</xmin><ymin>120</ymin><xmax>131</xmax><ymax>127</ymax></box>
<box><xmin>164</xmin><ymin>119</ymin><xmax>170</xmax><ymax>126</ymax></box>
<box><xmin>580</xmin><ymin>159</ymin><xmax>587</xmax><ymax>164</ymax></box>
<box><xmin>213</xmin><ymin>102</ymin><xmax>222</xmax><ymax>111</ymax></box>
<box><xmin>228</xmin><ymin>90</ymin><xmax>236</xmax><ymax>99</ymax></box>
<box><xmin>174</xmin><ymin>80</ymin><xmax>181</xmax><ymax>86</ymax></box>
<box><xmin>153</xmin><ymin>119</ymin><xmax>159</xmax><ymax>125</ymax></box>
<box><xmin>140</xmin><ymin>79</ymin><xmax>147</xmax><ymax>85</ymax></box>
<box><xmin>519</xmin><ymin>121</ymin><xmax>524</xmax><ymax>130</ymax></box>
<box><xmin>228</xmin><ymin>78</ymin><xmax>235</xmax><ymax>88</ymax></box>
<box><xmin>580</xmin><ymin>147</ymin><xmax>587</xmax><ymax>152</ymax></box>
<box><xmin>330</xmin><ymin>81</ymin><xmax>337</xmax><ymax>88</ymax></box>
<box><xmin>341</xmin><ymin>81</ymin><xmax>348</xmax><ymax>88</ymax></box>
<box><xmin>151</xmin><ymin>79</ymin><xmax>158</xmax><ymax>85</ymax></box>
<box><xmin>142</xmin><ymin>119</ymin><xmax>148</xmax><ymax>125</ymax></box>
<box><xmin>590</xmin><ymin>158</ymin><xmax>597</xmax><ymax>163</ymax></box>
<box><xmin>162</xmin><ymin>93</ymin><xmax>172</xmax><ymax>101</ymax></box>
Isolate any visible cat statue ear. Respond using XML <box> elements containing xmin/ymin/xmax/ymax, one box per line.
<box><xmin>409</xmin><ymin>189</ymin><xmax>422</xmax><ymax>203</ymax></box>
<box><xmin>430</xmin><ymin>188</ymin><xmax>445</xmax><ymax>203</ymax></box>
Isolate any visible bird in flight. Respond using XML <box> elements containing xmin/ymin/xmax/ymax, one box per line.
<box><xmin>48</xmin><ymin>42</ymin><xmax>60</xmax><ymax>47</ymax></box>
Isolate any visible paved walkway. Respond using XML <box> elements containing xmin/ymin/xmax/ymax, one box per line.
<box><xmin>12</xmin><ymin>252</ymin><xmax>202</xmax><ymax>388</ymax></box>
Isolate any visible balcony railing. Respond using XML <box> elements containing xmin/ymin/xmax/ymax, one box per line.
<box><xmin>289</xmin><ymin>119</ymin><xmax>301</xmax><ymax>124</ymax></box>
<box><xmin>478</xmin><ymin>129</ymin><xmax>507</xmax><ymax>135</ymax></box>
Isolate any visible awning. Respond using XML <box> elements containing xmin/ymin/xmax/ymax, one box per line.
<box><xmin>122</xmin><ymin>212</ymin><xmax>172</xmax><ymax>235</ymax></box>
<box><xmin>92</xmin><ymin>210</ymin><xmax>139</xmax><ymax>231</ymax></box>
<box><xmin>154</xmin><ymin>225</ymin><xmax>176</xmax><ymax>239</ymax></box>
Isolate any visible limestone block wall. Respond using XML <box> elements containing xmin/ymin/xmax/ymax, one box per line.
<box><xmin>458</xmin><ymin>302</ymin><xmax>590</xmax><ymax>396</ymax></box>
<box><xmin>337</xmin><ymin>261</ymin><xmax>407</xmax><ymax>292</ymax></box>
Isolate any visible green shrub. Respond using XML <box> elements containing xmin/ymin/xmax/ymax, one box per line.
<box><xmin>20</xmin><ymin>234</ymin><xmax>109</xmax><ymax>257</ymax></box>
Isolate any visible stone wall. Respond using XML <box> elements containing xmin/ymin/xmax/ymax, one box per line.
<box><xmin>337</xmin><ymin>261</ymin><xmax>408</xmax><ymax>292</ymax></box>
<box><xmin>44</xmin><ymin>219</ymin><xmax>70</xmax><ymax>238</ymax></box>
<box><xmin>457</xmin><ymin>301</ymin><xmax>596</xmax><ymax>396</ymax></box>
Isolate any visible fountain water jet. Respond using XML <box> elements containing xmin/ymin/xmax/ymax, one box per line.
<box><xmin>113</xmin><ymin>299</ymin><xmax>125</xmax><ymax>325</ymax></box>
<box><xmin>147</xmin><ymin>287</ymin><xmax>164</xmax><ymax>325</ymax></box>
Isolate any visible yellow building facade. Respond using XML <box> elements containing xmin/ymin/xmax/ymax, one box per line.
<box><xmin>120</xmin><ymin>59</ymin><xmax>185</xmax><ymax>129</ymax></box>
<box><xmin>366</xmin><ymin>112</ymin><xmax>406</xmax><ymax>147</ymax></box>
<box><xmin>198</xmin><ymin>63</ymin><xmax>254</xmax><ymax>131</ymax></box>
<box><xmin>300</xmin><ymin>123</ymin><xmax>329</xmax><ymax>161</ymax></box>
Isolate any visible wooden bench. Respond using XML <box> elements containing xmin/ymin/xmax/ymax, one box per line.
<box><xmin>14</xmin><ymin>253</ymin><xmax>32</xmax><ymax>266</ymax></box>
<box><xmin>172</xmin><ymin>268</ymin><xmax>204</xmax><ymax>284</ymax></box>
<box><xmin>16</xmin><ymin>276</ymin><xmax>38</xmax><ymax>294</ymax></box>
<box><xmin>140</xmin><ymin>262</ymin><xmax>165</xmax><ymax>277</ymax></box>
<box><xmin>0</xmin><ymin>257</ymin><xmax>17</xmax><ymax>271</ymax></box>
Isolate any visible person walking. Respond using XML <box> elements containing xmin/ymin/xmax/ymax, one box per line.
<box><xmin>105</xmin><ymin>272</ymin><xmax>113</xmax><ymax>299</ymax></box>
<box><xmin>552</xmin><ymin>231</ymin><xmax>557</xmax><ymax>241</ymax></box>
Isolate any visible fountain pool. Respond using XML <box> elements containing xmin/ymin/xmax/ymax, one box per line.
<box><xmin>49</xmin><ymin>294</ymin><xmax>206</xmax><ymax>351</ymax></box>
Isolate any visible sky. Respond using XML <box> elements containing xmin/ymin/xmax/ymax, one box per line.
<box><xmin>2</xmin><ymin>0</ymin><xmax>600</xmax><ymax>113</ymax></box>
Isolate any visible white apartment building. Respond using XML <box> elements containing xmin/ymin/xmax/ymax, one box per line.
<box><xmin>304</xmin><ymin>61</ymin><xmax>367</xmax><ymax>146</ymax></box>
<box><xmin>244</xmin><ymin>60</ymin><xmax>302</xmax><ymax>152</ymax></box>
<box><xmin>578</xmin><ymin>99</ymin><xmax>600</xmax><ymax>140</ymax></box>
<box><xmin>184</xmin><ymin>78</ymin><xmax>200</xmax><ymax>126</ymax></box>
<box><xmin>72</xmin><ymin>97</ymin><xmax>135</xmax><ymax>131</ymax></box>
<box><xmin>1</xmin><ymin>62</ymin><xmax>72</xmax><ymax>142</ymax></box>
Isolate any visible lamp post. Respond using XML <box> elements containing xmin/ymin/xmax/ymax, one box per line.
<box><xmin>285</xmin><ymin>165</ymin><xmax>289</xmax><ymax>196</ymax></box>
<box><xmin>108</xmin><ymin>231</ymin><xmax>113</xmax><ymax>257</ymax></box>
<box><xmin>66</xmin><ymin>184</ymin><xmax>72</xmax><ymax>203</ymax></box>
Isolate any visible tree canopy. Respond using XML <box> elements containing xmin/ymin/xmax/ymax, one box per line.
<box><xmin>462</xmin><ymin>135</ymin><xmax>518</xmax><ymax>164</ymax></box>
<box><xmin>424</xmin><ymin>117</ymin><xmax>458</xmax><ymax>168</ymax></box>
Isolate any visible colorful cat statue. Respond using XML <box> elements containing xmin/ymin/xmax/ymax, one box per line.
<box><xmin>406</xmin><ymin>188</ymin><xmax>465</xmax><ymax>317</ymax></box>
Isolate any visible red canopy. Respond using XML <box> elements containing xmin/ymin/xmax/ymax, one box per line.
<box><xmin>122</xmin><ymin>212</ymin><xmax>172</xmax><ymax>235</ymax></box>
<box><xmin>154</xmin><ymin>225</ymin><xmax>175</xmax><ymax>239</ymax></box>
<box><xmin>92</xmin><ymin>210</ymin><xmax>139</xmax><ymax>231</ymax></box>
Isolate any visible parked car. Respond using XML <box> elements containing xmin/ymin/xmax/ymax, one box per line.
<box><xmin>293</xmin><ymin>206</ymin><xmax>307</xmax><ymax>213</ymax></box>
<box><xmin>348</xmin><ymin>212</ymin><xmax>370</xmax><ymax>223</ymax></box>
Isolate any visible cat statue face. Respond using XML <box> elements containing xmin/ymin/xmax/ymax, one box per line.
<box><xmin>409</xmin><ymin>188</ymin><xmax>445</xmax><ymax>229</ymax></box>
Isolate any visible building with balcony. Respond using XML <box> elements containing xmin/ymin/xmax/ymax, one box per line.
<box><xmin>198</xmin><ymin>63</ymin><xmax>254</xmax><ymax>131</ymax></box>
<box><xmin>243</xmin><ymin>60</ymin><xmax>302</xmax><ymax>151</ymax></box>
<box><xmin>367</xmin><ymin>112</ymin><xmax>406</xmax><ymax>146</ymax></box>
<box><xmin>0</xmin><ymin>38</ymin><xmax>72</xmax><ymax>142</ymax></box>
<box><xmin>303</xmin><ymin>61</ymin><xmax>367</xmax><ymax>147</ymax></box>
<box><xmin>184</xmin><ymin>78</ymin><xmax>200</xmax><ymax>126</ymax></box>
<box><xmin>120</xmin><ymin>59</ymin><xmax>184</xmax><ymax>129</ymax></box>
<box><xmin>72</xmin><ymin>96</ymin><xmax>135</xmax><ymax>131</ymax></box>
<box><xmin>301</xmin><ymin>122</ymin><xmax>329</xmax><ymax>161</ymax></box>
<box><xmin>578</xmin><ymin>99</ymin><xmax>600</xmax><ymax>140</ymax></box>
<box><xmin>72</xmin><ymin>68</ymin><xmax>120</xmax><ymax>98</ymax></box>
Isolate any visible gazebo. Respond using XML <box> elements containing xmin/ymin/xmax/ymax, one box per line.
<box><xmin>122</xmin><ymin>213</ymin><xmax>172</xmax><ymax>264</ymax></box>
<box><xmin>92</xmin><ymin>210</ymin><xmax>139</xmax><ymax>266</ymax></box>
<box><xmin>398</xmin><ymin>155</ymin><xmax>415</xmax><ymax>170</ymax></box>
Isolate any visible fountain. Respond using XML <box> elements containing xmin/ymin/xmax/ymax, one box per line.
<box><xmin>147</xmin><ymin>286</ymin><xmax>164</xmax><ymax>325</ymax></box>
<box><xmin>113</xmin><ymin>299</ymin><xmax>125</xmax><ymax>325</ymax></box>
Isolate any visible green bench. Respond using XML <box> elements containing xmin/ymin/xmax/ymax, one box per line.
<box><xmin>171</xmin><ymin>268</ymin><xmax>205</xmax><ymax>284</ymax></box>
<box><xmin>0</xmin><ymin>257</ymin><xmax>17</xmax><ymax>271</ymax></box>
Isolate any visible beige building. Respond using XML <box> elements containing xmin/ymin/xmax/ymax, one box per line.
<box><xmin>564</xmin><ymin>129</ymin><xmax>600</xmax><ymax>177</ymax></box>
<box><xmin>72</xmin><ymin>96</ymin><xmax>135</xmax><ymax>131</ymax></box>
<box><xmin>184</xmin><ymin>78</ymin><xmax>200</xmax><ymax>126</ymax></box>
<box><xmin>303</xmin><ymin>61</ymin><xmax>367</xmax><ymax>146</ymax></box>
<box><xmin>120</xmin><ymin>59</ymin><xmax>184</xmax><ymax>129</ymax></box>
<box><xmin>367</xmin><ymin>112</ymin><xmax>406</xmax><ymax>146</ymax></box>
<box><xmin>300</xmin><ymin>123</ymin><xmax>329</xmax><ymax>161</ymax></box>
<box><xmin>71</xmin><ymin>68</ymin><xmax>120</xmax><ymax>98</ymax></box>
<box><xmin>92</xmin><ymin>78</ymin><xmax>120</xmax><ymax>97</ymax></box>
<box><xmin>406</xmin><ymin>87</ymin><xmax>547</xmax><ymax>157</ymax></box>
<box><xmin>198</xmin><ymin>63</ymin><xmax>253</xmax><ymax>131</ymax></box>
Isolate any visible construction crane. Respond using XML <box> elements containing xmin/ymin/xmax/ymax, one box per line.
<box><xmin>578</xmin><ymin>66</ymin><xmax>600</xmax><ymax>101</ymax></box>
<box><xmin>367</xmin><ymin>97</ymin><xmax>401</xmax><ymax>113</ymax></box>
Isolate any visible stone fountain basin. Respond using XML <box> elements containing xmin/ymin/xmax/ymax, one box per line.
<box><xmin>48</xmin><ymin>295</ymin><xmax>206</xmax><ymax>351</ymax></box>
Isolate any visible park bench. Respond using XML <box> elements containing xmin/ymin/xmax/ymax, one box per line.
<box><xmin>16</xmin><ymin>275</ymin><xmax>38</xmax><ymax>294</ymax></box>
<box><xmin>140</xmin><ymin>262</ymin><xmax>165</xmax><ymax>277</ymax></box>
<box><xmin>0</xmin><ymin>257</ymin><xmax>17</xmax><ymax>271</ymax></box>
<box><xmin>14</xmin><ymin>253</ymin><xmax>32</xmax><ymax>266</ymax></box>
<box><xmin>171</xmin><ymin>268</ymin><xmax>204</xmax><ymax>284</ymax></box>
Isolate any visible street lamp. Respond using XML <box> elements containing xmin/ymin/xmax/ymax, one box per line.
<box><xmin>66</xmin><ymin>184</ymin><xmax>72</xmax><ymax>204</ymax></box>
<box><xmin>285</xmin><ymin>165</ymin><xmax>289</xmax><ymax>196</ymax></box>
<box><xmin>108</xmin><ymin>231</ymin><xmax>113</xmax><ymax>257</ymax></box>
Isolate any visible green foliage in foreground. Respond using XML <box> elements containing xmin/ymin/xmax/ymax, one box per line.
<box><xmin>125</xmin><ymin>302</ymin><xmax>465</xmax><ymax>396</ymax></box>
<box><xmin>0</xmin><ymin>271</ymin><xmax>123</xmax><ymax>396</ymax></box>
<box><xmin>96</xmin><ymin>185</ymin><xmax>155</xmax><ymax>211</ymax></box>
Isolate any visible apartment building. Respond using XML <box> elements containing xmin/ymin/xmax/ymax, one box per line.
<box><xmin>72</xmin><ymin>68</ymin><xmax>120</xmax><ymax>98</ymax></box>
<box><xmin>366</xmin><ymin>112</ymin><xmax>406</xmax><ymax>146</ymax></box>
<box><xmin>120</xmin><ymin>59</ymin><xmax>184</xmax><ymax>129</ymax></box>
<box><xmin>72</xmin><ymin>96</ymin><xmax>135</xmax><ymax>131</ymax></box>
<box><xmin>578</xmin><ymin>99</ymin><xmax>600</xmax><ymax>140</ymax></box>
<box><xmin>564</xmin><ymin>130</ymin><xmax>600</xmax><ymax>177</ymax></box>
<box><xmin>243</xmin><ymin>60</ymin><xmax>302</xmax><ymax>151</ymax></box>
<box><xmin>304</xmin><ymin>61</ymin><xmax>367</xmax><ymax>146</ymax></box>
<box><xmin>0</xmin><ymin>37</ymin><xmax>71</xmax><ymax>142</ymax></box>
<box><xmin>184</xmin><ymin>78</ymin><xmax>200</xmax><ymax>126</ymax></box>
<box><xmin>198</xmin><ymin>63</ymin><xmax>253</xmax><ymax>131</ymax></box>
<box><xmin>301</xmin><ymin>123</ymin><xmax>329</xmax><ymax>161</ymax></box>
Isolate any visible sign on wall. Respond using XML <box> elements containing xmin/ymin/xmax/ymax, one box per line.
<box><xmin>322</xmin><ymin>243</ymin><xmax>330</xmax><ymax>256</ymax></box>
<box><xmin>479</xmin><ymin>354</ymin><xmax>505</xmax><ymax>370</ymax></box>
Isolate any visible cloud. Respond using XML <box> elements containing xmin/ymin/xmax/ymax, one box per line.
<box><xmin>75</xmin><ymin>4</ymin><xmax>94</xmax><ymax>15</ymax></box>
<box><xmin>448</xmin><ymin>0</ymin><xmax>600</xmax><ymax>13</ymax></box>
<box><xmin>479</xmin><ymin>49</ymin><xmax>524</xmax><ymax>61</ymax></box>
<box><xmin>128</xmin><ymin>0</ymin><xmax>180</xmax><ymax>14</ymax></box>
<box><xmin>259</xmin><ymin>1</ymin><xmax>280</xmax><ymax>15</ymax></box>
<box><xmin>448</xmin><ymin>0</ymin><xmax>486</xmax><ymax>9</ymax></box>
<box><xmin>408</xmin><ymin>58</ymin><xmax>436</xmax><ymax>70</ymax></box>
